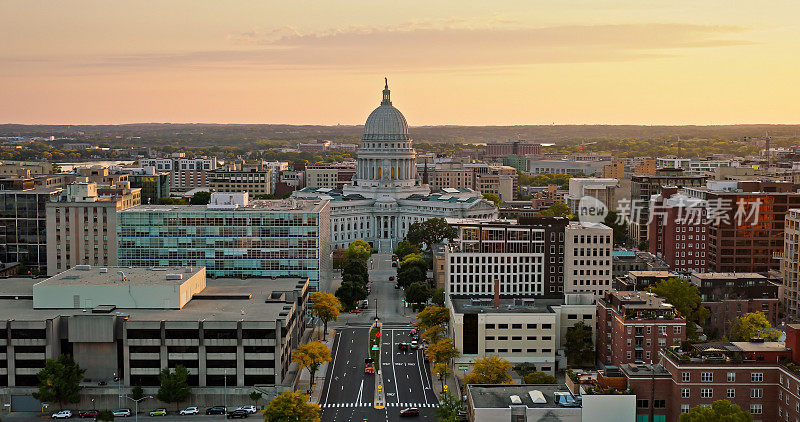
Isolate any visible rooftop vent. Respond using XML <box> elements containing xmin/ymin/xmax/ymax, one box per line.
<box><xmin>528</xmin><ymin>390</ymin><xmax>546</xmax><ymax>404</ymax></box>
<box><xmin>99</xmin><ymin>268</ymin><xmax>108</xmax><ymax>273</ymax></box>
<box><xmin>74</xmin><ymin>265</ymin><xmax>91</xmax><ymax>271</ymax></box>
<box><xmin>165</xmin><ymin>274</ymin><xmax>183</xmax><ymax>280</ymax></box>
<box><xmin>510</xmin><ymin>395</ymin><xmax>522</xmax><ymax>405</ymax></box>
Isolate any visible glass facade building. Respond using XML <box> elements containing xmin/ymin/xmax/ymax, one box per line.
<box><xmin>117</xmin><ymin>199</ymin><xmax>331</xmax><ymax>290</ymax></box>
<box><xmin>0</xmin><ymin>188</ymin><xmax>62</xmax><ymax>270</ymax></box>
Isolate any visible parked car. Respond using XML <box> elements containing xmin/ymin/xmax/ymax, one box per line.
<box><xmin>206</xmin><ymin>406</ymin><xmax>227</xmax><ymax>415</ymax></box>
<box><xmin>237</xmin><ymin>406</ymin><xmax>258</xmax><ymax>414</ymax></box>
<box><xmin>399</xmin><ymin>407</ymin><xmax>420</xmax><ymax>417</ymax></box>
<box><xmin>349</xmin><ymin>308</ymin><xmax>360</xmax><ymax>314</ymax></box>
<box><xmin>179</xmin><ymin>406</ymin><xmax>199</xmax><ymax>415</ymax></box>
<box><xmin>389</xmin><ymin>276</ymin><xmax>395</xmax><ymax>281</ymax></box>
<box><xmin>51</xmin><ymin>410</ymin><xmax>73</xmax><ymax>419</ymax></box>
<box><xmin>227</xmin><ymin>409</ymin><xmax>249</xmax><ymax>419</ymax></box>
<box><xmin>360</xmin><ymin>300</ymin><xmax>369</xmax><ymax>309</ymax></box>
<box><xmin>149</xmin><ymin>409</ymin><xmax>167</xmax><ymax>417</ymax></box>
<box><xmin>79</xmin><ymin>410</ymin><xmax>99</xmax><ymax>418</ymax></box>
<box><xmin>112</xmin><ymin>409</ymin><xmax>132</xmax><ymax>417</ymax></box>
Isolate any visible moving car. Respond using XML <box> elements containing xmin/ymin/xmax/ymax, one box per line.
<box><xmin>389</xmin><ymin>276</ymin><xmax>395</xmax><ymax>281</ymax></box>
<box><xmin>411</xmin><ymin>340</ymin><xmax>419</xmax><ymax>349</ymax></box>
<box><xmin>112</xmin><ymin>409</ymin><xmax>132</xmax><ymax>417</ymax></box>
<box><xmin>398</xmin><ymin>342</ymin><xmax>409</xmax><ymax>351</ymax></box>
<box><xmin>360</xmin><ymin>299</ymin><xmax>369</xmax><ymax>309</ymax></box>
<box><xmin>206</xmin><ymin>406</ymin><xmax>227</xmax><ymax>415</ymax></box>
<box><xmin>51</xmin><ymin>410</ymin><xmax>73</xmax><ymax>419</ymax></box>
<box><xmin>399</xmin><ymin>408</ymin><xmax>421</xmax><ymax>417</ymax></box>
<box><xmin>149</xmin><ymin>409</ymin><xmax>167</xmax><ymax>417</ymax></box>
<box><xmin>237</xmin><ymin>406</ymin><xmax>258</xmax><ymax>414</ymax></box>
<box><xmin>227</xmin><ymin>409</ymin><xmax>249</xmax><ymax>419</ymax></box>
<box><xmin>79</xmin><ymin>410</ymin><xmax>99</xmax><ymax>418</ymax></box>
<box><xmin>349</xmin><ymin>308</ymin><xmax>360</xmax><ymax>314</ymax></box>
<box><xmin>179</xmin><ymin>407</ymin><xmax>199</xmax><ymax>415</ymax></box>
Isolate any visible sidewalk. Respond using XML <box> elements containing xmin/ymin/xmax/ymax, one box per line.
<box><xmin>299</xmin><ymin>326</ymin><xmax>336</xmax><ymax>404</ymax></box>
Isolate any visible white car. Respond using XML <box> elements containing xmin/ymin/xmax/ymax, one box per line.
<box><xmin>51</xmin><ymin>410</ymin><xmax>72</xmax><ymax>419</ymax></box>
<box><xmin>237</xmin><ymin>405</ymin><xmax>258</xmax><ymax>414</ymax></box>
<box><xmin>180</xmin><ymin>406</ymin><xmax>199</xmax><ymax>415</ymax></box>
<box><xmin>112</xmin><ymin>409</ymin><xmax>131</xmax><ymax>417</ymax></box>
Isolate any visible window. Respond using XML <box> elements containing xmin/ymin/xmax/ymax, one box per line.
<box><xmin>653</xmin><ymin>400</ymin><xmax>666</xmax><ymax>409</ymax></box>
<box><xmin>526</xmin><ymin>336</ymin><xmax>537</xmax><ymax>341</ymax></box>
<box><xmin>701</xmin><ymin>372</ymin><xmax>713</xmax><ymax>382</ymax></box>
<box><xmin>485</xmin><ymin>349</ymin><xmax>495</xmax><ymax>353</ymax></box>
<box><xmin>681</xmin><ymin>388</ymin><xmax>690</xmax><ymax>398</ymax></box>
<box><xmin>750</xmin><ymin>404</ymin><xmax>762</xmax><ymax>415</ymax></box>
<box><xmin>485</xmin><ymin>336</ymin><xmax>495</xmax><ymax>341</ymax></box>
<box><xmin>751</xmin><ymin>388</ymin><xmax>762</xmax><ymax>398</ymax></box>
<box><xmin>700</xmin><ymin>388</ymin><xmax>712</xmax><ymax>398</ymax></box>
<box><xmin>727</xmin><ymin>372</ymin><xmax>735</xmax><ymax>382</ymax></box>
<box><xmin>681</xmin><ymin>405</ymin><xmax>690</xmax><ymax>414</ymax></box>
<box><xmin>682</xmin><ymin>372</ymin><xmax>690</xmax><ymax>382</ymax></box>
<box><xmin>498</xmin><ymin>324</ymin><xmax>509</xmax><ymax>329</ymax></box>
<box><xmin>486</xmin><ymin>324</ymin><xmax>495</xmax><ymax>329</ymax></box>
<box><xmin>512</xmin><ymin>324</ymin><xmax>522</xmax><ymax>329</ymax></box>
<box><xmin>636</xmin><ymin>399</ymin><xmax>649</xmax><ymax>408</ymax></box>
<box><xmin>526</xmin><ymin>324</ymin><xmax>537</xmax><ymax>329</ymax></box>
<box><xmin>751</xmin><ymin>372</ymin><xmax>764</xmax><ymax>382</ymax></box>
<box><xmin>727</xmin><ymin>388</ymin><xmax>735</xmax><ymax>398</ymax></box>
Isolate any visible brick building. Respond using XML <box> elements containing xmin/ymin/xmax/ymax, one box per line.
<box><xmin>648</xmin><ymin>187</ymin><xmax>709</xmax><ymax>274</ymax></box>
<box><xmin>485</xmin><ymin>140</ymin><xmax>541</xmax><ymax>159</ymax></box>
<box><xmin>690</xmin><ymin>272</ymin><xmax>779</xmax><ymax>338</ymax></box>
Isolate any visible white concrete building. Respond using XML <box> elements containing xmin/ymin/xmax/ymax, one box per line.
<box><xmin>293</xmin><ymin>81</ymin><xmax>497</xmax><ymax>251</ymax></box>
<box><xmin>564</xmin><ymin>221</ymin><xmax>613</xmax><ymax>298</ymax></box>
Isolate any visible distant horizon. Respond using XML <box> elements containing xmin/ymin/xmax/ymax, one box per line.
<box><xmin>4</xmin><ymin>122</ymin><xmax>800</xmax><ymax>128</ymax></box>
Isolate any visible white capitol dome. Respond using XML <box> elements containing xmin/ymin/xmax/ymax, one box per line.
<box><xmin>362</xmin><ymin>79</ymin><xmax>409</xmax><ymax>141</ymax></box>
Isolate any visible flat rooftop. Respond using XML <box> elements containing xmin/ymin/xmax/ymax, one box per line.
<box><xmin>450</xmin><ymin>297</ymin><xmax>566</xmax><ymax>314</ymax></box>
<box><xmin>691</xmin><ymin>272</ymin><xmax>766</xmax><ymax>280</ymax></box>
<box><xmin>469</xmin><ymin>384</ymin><xmax>578</xmax><ymax>409</ymax></box>
<box><xmin>0</xmin><ymin>277</ymin><xmax>307</xmax><ymax>323</ymax></box>
<box><xmin>628</xmin><ymin>271</ymin><xmax>675</xmax><ymax>278</ymax></box>
<box><xmin>121</xmin><ymin>198</ymin><xmax>327</xmax><ymax>213</ymax></box>
<box><xmin>36</xmin><ymin>266</ymin><xmax>206</xmax><ymax>287</ymax></box>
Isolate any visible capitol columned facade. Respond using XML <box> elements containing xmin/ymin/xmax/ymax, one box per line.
<box><xmin>295</xmin><ymin>81</ymin><xmax>498</xmax><ymax>251</ymax></box>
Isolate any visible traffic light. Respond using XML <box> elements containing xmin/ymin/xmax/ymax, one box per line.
<box><xmin>443</xmin><ymin>385</ymin><xmax>448</xmax><ymax>392</ymax></box>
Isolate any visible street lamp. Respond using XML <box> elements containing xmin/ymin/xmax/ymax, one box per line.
<box><xmin>121</xmin><ymin>395</ymin><xmax>152</xmax><ymax>422</ymax></box>
<box><xmin>113</xmin><ymin>372</ymin><xmax>121</xmax><ymax>408</ymax></box>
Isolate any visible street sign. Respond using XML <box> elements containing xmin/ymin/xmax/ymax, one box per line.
<box><xmin>458</xmin><ymin>365</ymin><xmax>468</xmax><ymax>371</ymax></box>
<box><xmin>372</xmin><ymin>345</ymin><xmax>379</xmax><ymax>351</ymax></box>
<box><xmin>443</xmin><ymin>385</ymin><xmax>448</xmax><ymax>392</ymax></box>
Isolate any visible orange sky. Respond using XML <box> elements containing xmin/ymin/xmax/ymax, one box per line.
<box><xmin>2</xmin><ymin>1</ymin><xmax>799</xmax><ymax>125</ymax></box>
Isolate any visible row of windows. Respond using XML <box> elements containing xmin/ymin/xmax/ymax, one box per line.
<box><xmin>486</xmin><ymin>323</ymin><xmax>553</xmax><ymax>330</ymax></box>
<box><xmin>485</xmin><ymin>348</ymin><xmax>552</xmax><ymax>354</ymax></box>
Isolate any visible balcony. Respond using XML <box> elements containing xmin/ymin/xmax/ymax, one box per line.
<box><xmin>10</xmin><ymin>338</ymin><xmax>46</xmax><ymax>346</ymax></box>
<box><xmin>15</xmin><ymin>367</ymin><xmax>42</xmax><ymax>375</ymax></box>
<box><xmin>244</xmin><ymin>353</ymin><xmax>274</xmax><ymax>360</ymax></box>
<box><xmin>242</xmin><ymin>338</ymin><xmax>274</xmax><ymax>346</ymax></box>
<box><xmin>206</xmin><ymin>368</ymin><xmax>236</xmax><ymax>376</ymax></box>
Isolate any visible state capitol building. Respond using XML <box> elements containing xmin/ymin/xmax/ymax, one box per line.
<box><xmin>295</xmin><ymin>81</ymin><xmax>498</xmax><ymax>251</ymax></box>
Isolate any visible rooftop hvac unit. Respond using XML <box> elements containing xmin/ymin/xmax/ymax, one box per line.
<box><xmin>165</xmin><ymin>274</ymin><xmax>183</xmax><ymax>280</ymax></box>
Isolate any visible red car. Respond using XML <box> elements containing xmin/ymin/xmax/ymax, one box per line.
<box><xmin>349</xmin><ymin>308</ymin><xmax>360</xmax><ymax>314</ymax></box>
<box><xmin>79</xmin><ymin>410</ymin><xmax>99</xmax><ymax>418</ymax></box>
<box><xmin>399</xmin><ymin>408</ymin><xmax>420</xmax><ymax>417</ymax></box>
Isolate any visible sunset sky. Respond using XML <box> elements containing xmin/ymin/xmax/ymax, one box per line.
<box><xmin>2</xmin><ymin>1</ymin><xmax>799</xmax><ymax>125</ymax></box>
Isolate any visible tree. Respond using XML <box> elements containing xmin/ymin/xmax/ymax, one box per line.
<box><xmin>431</xmin><ymin>287</ymin><xmax>445</xmax><ymax>306</ymax></box>
<box><xmin>405</xmin><ymin>282</ymin><xmax>432</xmax><ymax>306</ymax></box>
<box><xmin>421</xmin><ymin>325</ymin><xmax>446</xmax><ymax>344</ymax></box>
<box><xmin>394</xmin><ymin>240</ymin><xmax>419</xmax><ymax>260</ymax></box>
<box><xmin>679</xmin><ymin>400</ymin><xmax>752</xmax><ymax>422</ymax></box>
<box><xmin>263</xmin><ymin>391</ymin><xmax>321</xmax><ymax>422</ymax></box>
<box><xmin>729</xmin><ymin>312</ymin><xmax>781</xmax><ymax>342</ymax></box>
<box><xmin>482</xmin><ymin>192</ymin><xmax>501</xmax><ymax>207</ymax></box>
<box><xmin>334</xmin><ymin>282</ymin><xmax>367</xmax><ymax>310</ymax></box>
<box><xmin>96</xmin><ymin>410</ymin><xmax>115</xmax><ymax>421</ymax></box>
<box><xmin>254</xmin><ymin>194</ymin><xmax>276</xmax><ymax>199</ymax></box>
<box><xmin>249</xmin><ymin>391</ymin><xmax>263</xmax><ymax>408</ymax></box>
<box><xmin>564</xmin><ymin>322</ymin><xmax>595</xmax><ymax>366</ymax></box>
<box><xmin>406</xmin><ymin>218</ymin><xmax>457</xmax><ymax>250</ymax></box>
<box><xmin>189</xmin><ymin>191</ymin><xmax>211</xmax><ymax>205</ymax></box>
<box><xmin>427</xmin><ymin>339</ymin><xmax>460</xmax><ymax>365</ymax></box>
<box><xmin>436</xmin><ymin>391</ymin><xmax>465</xmax><ymax>422</ymax></box>
<box><xmin>416</xmin><ymin>306</ymin><xmax>450</xmax><ymax>330</ymax></box>
<box><xmin>652</xmin><ymin>277</ymin><xmax>709</xmax><ymax>341</ymax></box>
<box><xmin>131</xmin><ymin>385</ymin><xmax>144</xmax><ymax>401</ymax></box>
<box><xmin>341</xmin><ymin>258</ymin><xmax>369</xmax><ymax>285</ymax></box>
<box><xmin>524</xmin><ymin>371</ymin><xmax>557</xmax><ymax>384</ymax></box>
<box><xmin>292</xmin><ymin>341</ymin><xmax>332</xmax><ymax>393</ymax></box>
<box><xmin>156</xmin><ymin>197</ymin><xmax>188</xmax><ymax>205</ymax></box>
<box><xmin>397</xmin><ymin>266</ymin><xmax>425</xmax><ymax>289</ymax></box>
<box><xmin>345</xmin><ymin>240</ymin><xmax>372</xmax><ymax>262</ymax></box>
<box><xmin>33</xmin><ymin>354</ymin><xmax>86</xmax><ymax>410</ymax></box>
<box><xmin>464</xmin><ymin>356</ymin><xmax>513</xmax><ymax>385</ymax></box>
<box><xmin>433</xmin><ymin>362</ymin><xmax>451</xmax><ymax>391</ymax></box>
<box><xmin>538</xmin><ymin>201</ymin><xmax>571</xmax><ymax>218</ymax></box>
<box><xmin>604</xmin><ymin>211</ymin><xmax>630</xmax><ymax>246</ymax></box>
<box><xmin>309</xmin><ymin>292</ymin><xmax>341</xmax><ymax>341</ymax></box>
<box><xmin>400</xmin><ymin>253</ymin><xmax>428</xmax><ymax>272</ymax></box>
<box><xmin>156</xmin><ymin>365</ymin><xmax>191</xmax><ymax>412</ymax></box>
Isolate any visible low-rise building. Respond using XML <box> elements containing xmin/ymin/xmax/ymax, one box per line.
<box><xmin>690</xmin><ymin>272</ymin><xmax>779</xmax><ymax>338</ymax></box>
<box><xmin>208</xmin><ymin>168</ymin><xmax>273</xmax><ymax>198</ymax></box>
<box><xmin>305</xmin><ymin>162</ymin><xmax>356</xmax><ymax>190</ymax></box>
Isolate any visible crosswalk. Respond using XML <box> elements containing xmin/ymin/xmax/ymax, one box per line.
<box><xmin>320</xmin><ymin>402</ymin><xmax>438</xmax><ymax>409</ymax></box>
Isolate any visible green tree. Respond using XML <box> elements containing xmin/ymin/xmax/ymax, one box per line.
<box><xmin>397</xmin><ymin>265</ymin><xmax>425</xmax><ymax>288</ymax></box>
<box><xmin>249</xmin><ymin>391</ymin><xmax>263</xmax><ymax>408</ymax></box>
<box><xmin>416</xmin><ymin>306</ymin><xmax>450</xmax><ymax>330</ymax></box>
<box><xmin>33</xmin><ymin>354</ymin><xmax>86</xmax><ymax>410</ymax></box>
<box><xmin>538</xmin><ymin>201</ymin><xmax>571</xmax><ymax>218</ymax></box>
<box><xmin>189</xmin><ymin>191</ymin><xmax>211</xmax><ymax>205</ymax></box>
<box><xmin>652</xmin><ymin>277</ymin><xmax>709</xmax><ymax>341</ymax></box>
<box><xmin>406</xmin><ymin>218</ymin><xmax>457</xmax><ymax>250</ymax></box>
<box><xmin>345</xmin><ymin>240</ymin><xmax>372</xmax><ymax>262</ymax></box>
<box><xmin>464</xmin><ymin>356</ymin><xmax>513</xmax><ymax>385</ymax></box>
<box><xmin>435</xmin><ymin>391</ymin><xmax>465</xmax><ymax>422</ymax></box>
<box><xmin>524</xmin><ymin>371</ymin><xmax>557</xmax><ymax>384</ymax></box>
<box><xmin>292</xmin><ymin>341</ymin><xmax>332</xmax><ymax>393</ymax></box>
<box><xmin>394</xmin><ymin>240</ymin><xmax>419</xmax><ymax>260</ymax></box>
<box><xmin>341</xmin><ymin>258</ymin><xmax>369</xmax><ymax>285</ymax></box>
<box><xmin>564</xmin><ymin>322</ymin><xmax>595</xmax><ymax>367</ymax></box>
<box><xmin>729</xmin><ymin>312</ymin><xmax>781</xmax><ymax>341</ymax></box>
<box><xmin>131</xmin><ymin>385</ymin><xmax>144</xmax><ymax>401</ymax></box>
<box><xmin>604</xmin><ymin>211</ymin><xmax>630</xmax><ymax>246</ymax></box>
<box><xmin>400</xmin><ymin>253</ymin><xmax>428</xmax><ymax>272</ymax></box>
<box><xmin>264</xmin><ymin>391</ymin><xmax>321</xmax><ymax>422</ymax></box>
<box><xmin>431</xmin><ymin>287</ymin><xmax>445</xmax><ymax>306</ymax></box>
<box><xmin>156</xmin><ymin>365</ymin><xmax>191</xmax><ymax>412</ymax></box>
<box><xmin>156</xmin><ymin>197</ymin><xmax>189</xmax><ymax>205</ymax></box>
<box><xmin>96</xmin><ymin>410</ymin><xmax>115</xmax><ymax>421</ymax></box>
<box><xmin>309</xmin><ymin>292</ymin><xmax>341</xmax><ymax>341</ymax></box>
<box><xmin>482</xmin><ymin>192</ymin><xmax>501</xmax><ymax>207</ymax></box>
<box><xmin>335</xmin><ymin>282</ymin><xmax>367</xmax><ymax>310</ymax></box>
<box><xmin>254</xmin><ymin>193</ymin><xmax>276</xmax><ymax>199</ymax></box>
<box><xmin>679</xmin><ymin>400</ymin><xmax>752</xmax><ymax>422</ymax></box>
<box><xmin>405</xmin><ymin>282</ymin><xmax>432</xmax><ymax>306</ymax></box>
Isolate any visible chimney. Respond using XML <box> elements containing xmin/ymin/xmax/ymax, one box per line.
<box><xmin>494</xmin><ymin>278</ymin><xmax>500</xmax><ymax>308</ymax></box>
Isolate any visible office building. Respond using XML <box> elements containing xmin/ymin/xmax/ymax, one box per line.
<box><xmin>140</xmin><ymin>157</ymin><xmax>218</xmax><ymax>190</ymax></box>
<box><xmin>305</xmin><ymin>162</ymin><xmax>356</xmax><ymax>190</ymax></box>
<box><xmin>484</xmin><ymin>140</ymin><xmax>541</xmax><ymax>159</ymax></box>
<box><xmin>118</xmin><ymin>166</ymin><xmax>170</xmax><ymax>205</ymax></box>
<box><xmin>473</xmin><ymin>165</ymin><xmax>519</xmax><ymax>201</ymax></box>
<box><xmin>784</xmin><ymin>209</ymin><xmax>800</xmax><ymax>318</ymax></box>
<box><xmin>208</xmin><ymin>168</ymin><xmax>273</xmax><ymax>198</ymax></box>
<box><xmin>0</xmin><ymin>187</ymin><xmax>62</xmax><ymax>270</ymax></box>
<box><xmin>565</xmin><ymin>178</ymin><xmax>617</xmax><ymax>214</ymax></box>
<box><xmin>426</xmin><ymin>163</ymin><xmax>473</xmax><ymax>191</ymax></box>
<box><xmin>528</xmin><ymin>160</ymin><xmax>608</xmax><ymax>176</ymax></box>
<box><xmin>564</xmin><ymin>222</ymin><xmax>613</xmax><ymax>297</ymax></box>
<box><xmin>118</xmin><ymin>193</ymin><xmax>331</xmax><ymax>291</ymax></box>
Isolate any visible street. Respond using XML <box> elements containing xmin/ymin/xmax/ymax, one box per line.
<box><xmin>320</xmin><ymin>253</ymin><xmax>439</xmax><ymax>421</ymax></box>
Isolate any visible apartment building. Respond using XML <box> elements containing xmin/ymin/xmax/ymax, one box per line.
<box><xmin>631</xmin><ymin>158</ymin><xmax>657</xmax><ymax>175</ymax></box>
<box><xmin>427</xmin><ymin>163</ymin><xmax>472</xmax><ymax>191</ymax></box>
<box><xmin>45</xmin><ymin>182</ymin><xmax>141</xmax><ymax>275</ymax></box>
<box><xmin>0</xmin><ymin>187</ymin><xmax>62</xmax><ymax>270</ymax></box>
<box><xmin>484</xmin><ymin>140</ymin><xmax>541</xmax><ymax>159</ymax></box>
<box><xmin>0</xmin><ymin>161</ymin><xmax>53</xmax><ymax>176</ymax></box>
<box><xmin>527</xmin><ymin>160</ymin><xmax>608</xmax><ymax>176</ymax></box>
<box><xmin>690</xmin><ymin>272</ymin><xmax>779</xmax><ymax>338</ymax></box>
<box><xmin>602</xmin><ymin>160</ymin><xmax>625</xmax><ymax>179</ymax></box>
<box><xmin>207</xmin><ymin>168</ymin><xmax>273</xmax><ymax>197</ymax></box>
<box><xmin>596</xmin><ymin>290</ymin><xmax>686</xmax><ymax>367</ymax></box>
<box><xmin>783</xmin><ymin>209</ymin><xmax>800</xmax><ymax>318</ymax></box>
<box><xmin>140</xmin><ymin>157</ymin><xmax>218</xmax><ymax>190</ymax></box>
<box><xmin>647</xmin><ymin>187</ymin><xmax>708</xmax><ymax>274</ymax></box>
<box><xmin>0</xmin><ymin>266</ymin><xmax>308</xmax><ymax>394</ymax></box>
<box><xmin>474</xmin><ymin>166</ymin><xmax>518</xmax><ymax>201</ymax></box>
<box><xmin>564</xmin><ymin>222</ymin><xmax>613</xmax><ymax>297</ymax></box>
<box><xmin>117</xmin><ymin>193</ymin><xmax>331</xmax><ymax>291</ymax></box>
<box><xmin>305</xmin><ymin>163</ymin><xmax>356</xmax><ymax>190</ymax></box>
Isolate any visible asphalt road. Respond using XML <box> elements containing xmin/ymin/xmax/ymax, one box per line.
<box><xmin>320</xmin><ymin>253</ymin><xmax>439</xmax><ymax>422</ymax></box>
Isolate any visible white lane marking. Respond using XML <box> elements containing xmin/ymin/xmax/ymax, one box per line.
<box><xmin>355</xmin><ymin>379</ymin><xmax>364</xmax><ymax>405</ymax></box>
<box><xmin>322</xmin><ymin>330</ymin><xmax>342</xmax><ymax>405</ymax></box>
<box><xmin>390</xmin><ymin>328</ymin><xmax>399</xmax><ymax>403</ymax></box>
<box><xmin>415</xmin><ymin>345</ymin><xmax>432</xmax><ymax>403</ymax></box>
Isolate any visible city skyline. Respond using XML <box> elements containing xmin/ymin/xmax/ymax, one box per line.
<box><xmin>2</xmin><ymin>0</ymin><xmax>800</xmax><ymax>126</ymax></box>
